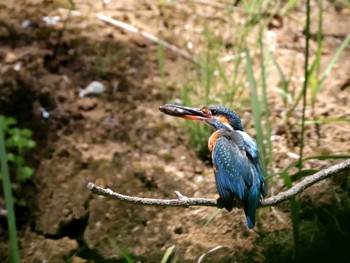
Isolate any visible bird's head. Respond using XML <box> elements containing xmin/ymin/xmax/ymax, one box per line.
<box><xmin>159</xmin><ymin>104</ymin><xmax>244</xmax><ymax>131</ymax></box>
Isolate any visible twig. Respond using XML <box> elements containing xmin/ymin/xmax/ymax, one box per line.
<box><xmin>87</xmin><ymin>182</ymin><xmax>221</xmax><ymax>208</ymax></box>
<box><xmin>185</xmin><ymin>0</ymin><xmax>244</xmax><ymax>13</ymax></box>
<box><xmin>87</xmin><ymin>159</ymin><xmax>350</xmax><ymax>208</ymax></box>
<box><xmin>198</xmin><ymin>246</ymin><xmax>226</xmax><ymax>263</ymax></box>
<box><xmin>219</xmin><ymin>50</ymin><xmax>259</xmax><ymax>62</ymax></box>
<box><xmin>96</xmin><ymin>13</ymin><xmax>197</xmax><ymax>65</ymax></box>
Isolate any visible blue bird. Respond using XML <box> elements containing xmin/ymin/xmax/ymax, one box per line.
<box><xmin>159</xmin><ymin>104</ymin><xmax>266</xmax><ymax>228</ymax></box>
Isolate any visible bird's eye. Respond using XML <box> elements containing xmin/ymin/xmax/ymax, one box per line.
<box><xmin>211</xmin><ymin>110</ymin><xmax>218</xmax><ymax>115</ymax></box>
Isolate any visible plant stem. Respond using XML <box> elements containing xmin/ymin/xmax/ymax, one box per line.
<box><xmin>294</xmin><ymin>0</ymin><xmax>311</xmax><ymax>258</ymax></box>
<box><xmin>299</xmin><ymin>0</ymin><xmax>311</xmax><ymax>181</ymax></box>
<box><xmin>0</xmin><ymin>117</ymin><xmax>20</xmax><ymax>263</ymax></box>
<box><xmin>259</xmin><ymin>27</ymin><xmax>273</xmax><ymax>175</ymax></box>
<box><xmin>245</xmin><ymin>48</ymin><xmax>265</xmax><ymax>172</ymax></box>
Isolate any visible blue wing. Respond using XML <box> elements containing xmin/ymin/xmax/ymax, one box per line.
<box><xmin>237</xmin><ymin>130</ymin><xmax>267</xmax><ymax>197</ymax></box>
<box><xmin>212</xmin><ymin>136</ymin><xmax>251</xmax><ymax>209</ymax></box>
<box><xmin>212</xmin><ymin>132</ymin><xmax>266</xmax><ymax>228</ymax></box>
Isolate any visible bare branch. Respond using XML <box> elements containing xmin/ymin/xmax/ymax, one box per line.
<box><xmin>261</xmin><ymin>159</ymin><xmax>350</xmax><ymax>206</ymax></box>
<box><xmin>87</xmin><ymin>159</ymin><xmax>350</xmax><ymax>208</ymax></box>
<box><xmin>87</xmin><ymin>182</ymin><xmax>221</xmax><ymax>208</ymax></box>
<box><xmin>96</xmin><ymin>13</ymin><xmax>197</xmax><ymax>65</ymax></box>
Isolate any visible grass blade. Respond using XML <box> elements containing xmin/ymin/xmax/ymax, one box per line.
<box><xmin>0</xmin><ymin>116</ymin><xmax>20</xmax><ymax>263</ymax></box>
<box><xmin>270</xmin><ymin>52</ymin><xmax>289</xmax><ymax>95</ymax></box>
<box><xmin>204</xmin><ymin>209</ymin><xmax>222</xmax><ymax>226</ymax></box>
<box><xmin>302</xmin><ymin>118</ymin><xmax>350</xmax><ymax>124</ymax></box>
<box><xmin>309</xmin><ymin>0</ymin><xmax>323</xmax><ymax>106</ymax></box>
<box><xmin>108</xmin><ymin>238</ymin><xmax>134</xmax><ymax>263</ymax></box>
<box><xmin>267</xmin><ymin>154</ymin><xmax>350</xmax><ymax>179</ymax></box>
<box><xmin>290</xmin><ymin>196</ymin><xmax>300</xmax><ymax>258</ymax></box>
<box><xmin>161</xmin><ymin>245</ymin><xmax>176</xmax><ymax>263</ymax></box>
<box><xmin>245</xmin><ymin>48</ymin><xmax>266</xmax><ymax>172</ymax></box>
<box><xmin>319</xmin><ymin>32</ymin><xmax>350</xmax><ymax>88</ymax></box>
<box><xmin>259</xmin><ymin>27</ymin><xmax>273</xmax><ymax>173</ymax></box>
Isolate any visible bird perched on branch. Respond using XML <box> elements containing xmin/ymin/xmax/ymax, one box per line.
<box><xmin>159</xmin><ymin>104</ymin><xmax>266</xmax><ymax>228</ymax></box>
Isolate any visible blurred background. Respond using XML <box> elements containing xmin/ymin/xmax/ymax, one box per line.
<box><xmin>0</xmin><ymin>0</ymin><xmax>350</xmax><ymax>262</ymax></box>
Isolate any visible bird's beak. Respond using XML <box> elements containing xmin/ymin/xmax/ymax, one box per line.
<box><xmin>159</xmin><ymin>104</ymin><xmax>212</xmax><ymax>121</ymax></box>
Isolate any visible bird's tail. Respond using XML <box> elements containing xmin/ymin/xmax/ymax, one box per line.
<box><xmin>244</xmin><ymin>185</ymin><xmax>260</xmax><ymax>229</ymax></box>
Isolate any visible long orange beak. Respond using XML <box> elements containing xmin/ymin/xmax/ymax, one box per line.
<box><xmin>159</xmin><ymin>104</ymin><xmax>212</xmax><ymax>121</ymax></box>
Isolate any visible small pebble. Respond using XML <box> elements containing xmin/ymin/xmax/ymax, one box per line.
<box><xmin>79</xmin><ymin>81</ymin><xmax>105</xmax><ymax>97</ymax></box>
<box><xmin>42</xmin><ymin>16</ymin><xmax>60</xmax><ymax>25</ymax></box>
<box><xmin>21</xmin><ymin>20</ymin><xmax>31</xmax><ymax>29</ymax></box>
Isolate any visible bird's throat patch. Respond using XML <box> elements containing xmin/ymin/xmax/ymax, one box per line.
<box><xmin>208</xmin><ymin>131</ymin><xmax>220</xmax><ymax>153</ymax></box>
<box><xmin>217</xmin><ymin>116</ymin><xmax>233</xmax><ymax>131</ymax></box>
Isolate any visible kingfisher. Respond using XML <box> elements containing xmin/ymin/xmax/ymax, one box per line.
<box><xmin>159</xmin><ymin>104</ymin><xmax>266</xmax><ymax>228</ymax></box>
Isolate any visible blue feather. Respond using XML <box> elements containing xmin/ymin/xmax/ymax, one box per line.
<box><xmin>244</xmin><ymin>184</ymin><xmax>260</xmax><ymax>228</ymax></box>
<box><xmin>237</xmin><ymin>130</ymin><xmax>267</xmax><ymax>196</ymax></box>
<box><xmin>212</xmin><ymin>135</ymin><xmax>247</xmax><ymax>207</ymax></box>
<box><xmin>212</xmin><ymin>130</ymin><xmax>265</xmax><ymax>228</ymax></box>
<box><xmin>159</xmin><ymin>104</ymin><xmax>267</xmax><ymax>228</ymax></box>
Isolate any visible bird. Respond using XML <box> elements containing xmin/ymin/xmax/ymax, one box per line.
<box><xmin>159</xmin><ymin>104</ymin><xmax>266</xmax><ymax>228</ymax></box>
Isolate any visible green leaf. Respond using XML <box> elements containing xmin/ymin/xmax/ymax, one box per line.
<box><xmin>274</xmin><ymin>87</ymin><xmax>293</xmax><ymax>103</ymax></box>
<box><xmin>280</xmin><ymin>171</ymin><xmax>292</xmax><ymax>188</ymax></box>
<box><xmin>16</xmin><ymin>199</ymin><xmax>27</xmax><ymax>207</ymax></box>
<box><xmin>6</xmin><ymin>153</ymin><xmax>15</xmax><ymax>162</ymax></box>
<box><xmin>6</xmin><ymin>129</ymin><xmax>21</xmax><ymax>148</ymax></box>
<box><xmin>161</xmin><ymin>245</ymin><xmax>176</xmax><ymax>263</ymax></box>
<box><xmin>20</xmin><ymin>128</ymin><xmax>33</xmax><ymax>138</ymax></box>
<box><xmin>319</xmin><ymin>33</ymin><xmax>350</xmax><ymax>89</ymax></box>
<box><xmin>4</xmin><ymin>117</ymin><xmax>17</xmax><ymax>126</ymax></box>
<box><xmin>15</xmin><ymin>156</ymin><xmax>25</xmax><ymax>167</ymax></box>
<box><xmin>25</xmin><ymin>140</ymin><xmax>36</xmax><ymax>148</ymax></box>
<box><xmin>290</xmin><ymin>169</ymin><xmax>318</xmax><ymax>182</ymax></box>
<box><xmin>19</xmin><ymin>166</ymin><xmax>34</xmax><ymax>181</ymax></box>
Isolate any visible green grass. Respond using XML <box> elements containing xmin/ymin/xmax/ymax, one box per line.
<box><xmin>157</xmin><ymin>0</ymin><xmax>350</xmax><ymax>258</ymax></box>
<box><xmin>1</xmin><ymin>117</ymin><xmax>36</xmax><ymax>206</ymax></box>
<box><xmin>307</xmin><ymin>0</ymin><xmax>350</xmax><ymax>107</ymax></box>
<box><xmin>176</xmin><ymin>1</ymin><xmax>278</xmax><ymax>158</ymax></box>
<box><xmin>292</xmin><ymin>0</ymin><xmax>311</xmax><ymax>257</ymax></box>
<box><xmin>309</xmin><ymin>0</ymin><xmax>323</xmax><ymax>108</ymax></box>
<box><xmin>302</xmin><ymin>118</ymin><xmax>350</xmax><ymax>124</ymax></box>
<box><xmin>109</xmin><ymin>238</ymin><xmax>178</xmax><ymax>263</ymax></box>
<box><xmin>245</xmin><ymin>47</ymin><xmax>267</xmax><ymax>172</ymax></box>
<box><xmin>109</xmin><ymin>238</ymin><xmax>134</xmax><ymax>263</ymax></box>
<box><xmin>267</xmin><ymin>155</ymin><xmax>350</xmax><ymax>180</ymax></box>
<box><xmin>0</xmin><ymin>116</ymin><xmax>20</xmax><ymax>263</ymax></box>
<box><xmin>0</xmin><ymin>116</ymin><xmax>37</xmax><ymax>262</ymax></box>
<box><xmin>161</xmin><ymin>245</ymin><xmax>177</xmax><ymax>263</ymax></box>
<box><xmin>258</xmin><ymin>27</ymin><xmax>273</xmax><ymax>174</ymax></box>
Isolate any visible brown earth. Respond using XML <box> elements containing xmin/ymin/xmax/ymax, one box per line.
<box><xmin>0</xmin><ymin>1</ymin><xmax>350</xmax><ymax>262</ymax></box>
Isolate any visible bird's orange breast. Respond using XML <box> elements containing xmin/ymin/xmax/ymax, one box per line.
<box><xmin>208</xmin><ymin>130</ymin><xmax>221</xmax><ymax>154</ymax></box>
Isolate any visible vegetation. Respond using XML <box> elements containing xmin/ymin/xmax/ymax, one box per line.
<box><xmin>0</xmin><ymin>116</ymin><xmax>36</xmax><ymax>206</ymax></box>
<box><xmin>1</xmin><ymin>0</ymin><xmax>350</xmax><ymax>261</ymax></box>
<box><xmin>0</xmin><ymin>116</ymin><xmax>36</xmax><ymax>262</ymax></box>
<box><xmin>157</xmin><ymin>0</ymin><xmax>350</xmax><ymax>260</ymax></box>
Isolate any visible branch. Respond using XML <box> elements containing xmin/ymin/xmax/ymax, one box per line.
<box><xmin>263</xmin><ymin>159</ymin><xmax>350</xmax><ymax>206</ymax></box>
<box><xmin>96</xmin><ymin>13</ymin><xmax>197</xmax><ymax>65</ymax></box>
<box><xmin>87</xmin><ymin>159</ymin><xmax>350</xmax><ymax>208</ymax></box>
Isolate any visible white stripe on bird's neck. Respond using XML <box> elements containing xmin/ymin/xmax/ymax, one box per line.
<box><xmin>217</xmin><ymin>116</ymin><xmax>234</xmax><ymax>131</ymax></box>
<box><xmin>223</xmin><ymin>122</ymin><xmax>233</xmax><ymax>131</ymax></box>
